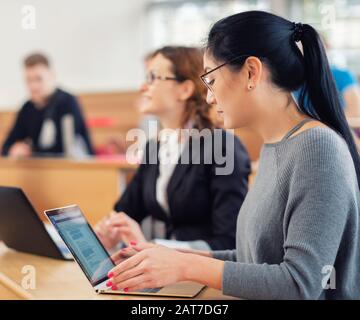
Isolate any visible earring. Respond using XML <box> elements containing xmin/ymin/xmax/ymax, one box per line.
<box><xmin>248</xmin><ymin>85</ymin><xmax>253</xmax><ymax>90</ymax></box>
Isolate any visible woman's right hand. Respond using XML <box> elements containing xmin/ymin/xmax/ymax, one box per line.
<box><xmin>94</xmin><ymin>211</ymin><xmax>122</xmax><ymax>250</ymax></box>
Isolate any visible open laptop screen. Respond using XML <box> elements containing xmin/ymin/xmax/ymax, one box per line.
<box><xmin>45</xmin><ymin>205</ymin><xmax>115</xmax><ymax>287</ymax></box>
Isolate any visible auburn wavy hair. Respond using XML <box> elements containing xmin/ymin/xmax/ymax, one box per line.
<box><xmin>150</xmin><ymin>46</ymin><xmax>214</xmax><ymax>130</ymax></box>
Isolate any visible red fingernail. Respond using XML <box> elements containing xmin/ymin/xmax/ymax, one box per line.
<box><xmin>130</xmin><ymin>241</ymin><xmax>137</xmax><ymax>246</ymax></box>
<box><xmin>111</xmin><ymin>285</ymin><xmax>118</xmax><ymax>291</ymax></box>
<box><xmin>108</xmin><ymin>272</ymin><xmax>114</xmax><ymax>278</ymax></box>
<box><xmin>124</xmin><ymin>287</ymin><xmax>129</xmax><ymax>292</ymax></box>
<box><xmin>106</xmin><ymin>281</ymin><xmax>112</xmax><ymax>287</ymax></box>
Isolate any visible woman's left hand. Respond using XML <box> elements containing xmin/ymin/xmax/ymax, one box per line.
<box><xmin>107</xmin><ymin>242</ymin><xmax>188</xmax><ymax>292</ymax></box>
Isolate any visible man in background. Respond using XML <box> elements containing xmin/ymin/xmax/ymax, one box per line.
<box><xmin>1</xmin><ymin>53</ymin><xmax>94</xmax><ymax>158</ymax></box>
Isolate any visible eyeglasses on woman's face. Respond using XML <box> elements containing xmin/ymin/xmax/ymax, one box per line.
<box><xmin>200</xmin><ymin>55</ymin><xmax>250</xmax><ymax>92</ymax></box>
<box><xmin>145</xmin><ymin>70</ymin><xmax>181</xmax><ymax>85</ymax></box>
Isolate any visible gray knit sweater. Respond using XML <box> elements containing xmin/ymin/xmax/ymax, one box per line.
<box><xmin>212</xmin><ymin>127</ymin><xmax>360</xmax><ymax>299</ymax></box>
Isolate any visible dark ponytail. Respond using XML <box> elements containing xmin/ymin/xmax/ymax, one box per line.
<box><xmin>206</xmin><ymin>11</ymin><xmax>360</xmax><ymax>188</ymax></box>
<box><xmin>298</xmin><ymin>24</ymin><xmax>360</xmax><ymax>186</ymax></box>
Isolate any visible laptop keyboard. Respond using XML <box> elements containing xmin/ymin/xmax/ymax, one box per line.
<box><xmin>137</xmin><ymin>287</ymin><xmax>161</xmax><ymax>293</ymax></box>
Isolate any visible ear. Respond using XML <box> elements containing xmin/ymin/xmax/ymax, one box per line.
<box><xmin>243</xmin><ymin>56</ymin><xmax>263</xmax><ymax>90</ymax></box>
<box><xmin>178</xmin><ymin>80</ymin><xmax>195</xmax><ymax>101</ymax></box>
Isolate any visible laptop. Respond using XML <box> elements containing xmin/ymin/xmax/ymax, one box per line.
<box><xmin>44</xmin><ymin>205</ymin><xmax>205</xmax><ymax>298</ymax></box>
<box><xmin>0</xmin><ymin>186</ymin><xmax>72</xmax><ymax>260</ymax></box>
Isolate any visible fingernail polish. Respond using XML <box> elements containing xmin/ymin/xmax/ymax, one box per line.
<box><xmin>106</xmin><ymin>281</ymin><xmax>112</xmax><ymax>287</ymax></box>
<box><xmin>124</xmin><ymin>288</ymin><xmax>129</xmax><ymax>292</ymax></box>
<box><xmin>108</xmin><ymin>272</ymin><xmax>114</xmax><ymax>278</ymax></box>
<box><xmin>112</xmin><ymin>285</ymin><xmax>118</xmax><ymax>291</ymax></box>
<box><xmin>130</xmin><ymin>241</ymin><xmax>137</xmax><ymax>246</ymax></box>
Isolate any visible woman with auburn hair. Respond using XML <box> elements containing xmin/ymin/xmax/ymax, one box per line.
<box><xmin>95</xmin><ymin>46</ymin><xmax>250</xmax><ymax>251</ymax></box>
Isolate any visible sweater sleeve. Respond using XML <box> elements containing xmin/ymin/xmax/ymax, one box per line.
<box><xmin>212</xmin><ymin>249</ymin><xmax>237</xmax><ymax>261</ymax></box>
<box><xmin>220</xmin><ymin>133</ymin><xmax>356</xmax><ymax>299</ymax></box>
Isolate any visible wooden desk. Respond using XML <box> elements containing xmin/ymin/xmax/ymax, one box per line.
<box><xmin>0</xmin><ymin>157</ymin><xmax>137</xmax><ymax>225</ymax></box>
<box><xmin>0</xmin><ymin>242</ymin><xmax>237</xmax><ymax>300</ymax></box>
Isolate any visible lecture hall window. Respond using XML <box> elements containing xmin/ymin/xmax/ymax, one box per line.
<box><xmin>144</xmin><ymin>0</ymin><xmax>270</xmax><ymax>49</ymax></box>
<box><xmin>286</xmin><ymin>0</ymin><xmax>360</xmax><ymax>75</ymax></box>
<box><xmin>144</xmin><ymin>0</ymin><xmax>360</xmax><ymax>78</ymax></box>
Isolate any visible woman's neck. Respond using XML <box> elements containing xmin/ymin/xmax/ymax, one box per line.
<box><xmin>158</xmin><ymin>112</ymin><xmax>183</xmax><ymax>130</ymax></box>
<box><xmin>252</xmin><ymin>96</ymin><xmax>309</xmax><ymax>144</ymax></box>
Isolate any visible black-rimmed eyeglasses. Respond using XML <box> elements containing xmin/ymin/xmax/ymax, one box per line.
<box><xmin>200</xmin><ymin>55</ymin><xmax>250</xmax><ymax>92</ymax></box>
<box><xmin>145</xmin><ymin>70</ymin><xmax>183</xmax><ymax>85</ymax></box>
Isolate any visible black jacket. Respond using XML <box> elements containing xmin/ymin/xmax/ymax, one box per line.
<box><xmin>2</xmin><ymin>88</ymin><xmax>94</xmax><ymax>156</ymax></box>
<box><xmin>114</xmin><ymin>129</ymin><xmax>250</xmax><ymax>250</ymax></box>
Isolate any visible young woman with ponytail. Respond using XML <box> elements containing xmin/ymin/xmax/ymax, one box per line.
<box><xmin>95</xmin><ymin>46</ymin><xmax>250</xmax><ymax>252</ymax></box>
<box><xmin>106</xmin><ymin>12</ymin><xmax>360</xmax><ymax>299</ymax></box>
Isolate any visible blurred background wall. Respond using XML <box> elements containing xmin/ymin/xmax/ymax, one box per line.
<box><xmin>1</xmin><ymin>0</ymin><xmax>359</xmax><ymax>110</ymax></box>
<box><xmin>0</xmin><ymin>0</ymin><xmax>149</xmax><ymax>109</ymax></box>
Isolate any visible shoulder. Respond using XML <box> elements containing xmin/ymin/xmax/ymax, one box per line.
<box><xmin>19</xmin><ymin>100</ymin><xmax>33</xmax><ymax>113</ymax></box>
<box><xmin>280</xmin><ymin>129</ymin><xmax>360</xmax><ymax>231</ymax></box>
<box><xmin>55</xmin><ymin>88</ymin><xmax>81</xmax><ymax>112</ymax></box>
<box><xmin>274</xmin><ymin>127</ymin><xmax>359</xmax><ymax>214</ymax></box>
<box><xmin>15</xmin><ymin>100</ymin><xmax>36</xmax><ymax>119</ymax></box>
<box><xmin>56</xmin><ymin>88</ymin><xmax>76</xmax><ymax>100</ymax></box>
<box><xmin>281</xmin><ymin>127</ymin><xmax>356</xmax><ymax>185</ymax></box>
<box><xmin>289</xmin><ymin>126</ymin><xmax>349</xmax><ymax>157</ymax></box>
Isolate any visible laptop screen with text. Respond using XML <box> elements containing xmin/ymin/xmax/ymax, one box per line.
<box><xmin>46</xmin><ymin>206</ymin><xmax>115</xmax><ymax>286</ymax></box>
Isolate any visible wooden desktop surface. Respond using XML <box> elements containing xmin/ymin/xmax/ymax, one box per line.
<box><xmin>0</xmin><ymin>157</ymin><xmax>137</xmax><ymax>225</ymax></box>
<box><xmin>0</xmin><ymin>242</ymin><xmax>238</xmax><ymax>300</ymax></box>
